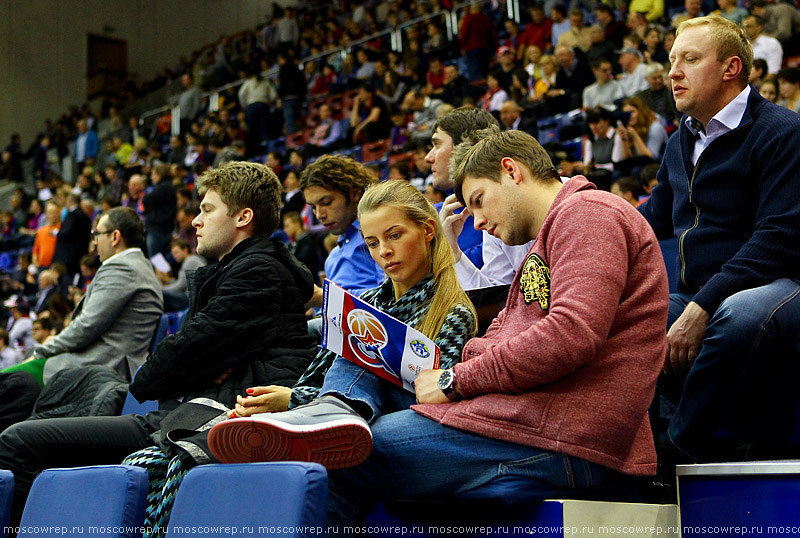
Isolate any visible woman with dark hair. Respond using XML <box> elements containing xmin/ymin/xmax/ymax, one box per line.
<box><xmin>642</xmin><ymin>26</ymin><xmax>668</xmax><ymax>64</ymax></box>
<box><xmin>510</xmin><ymin>68</ymin><xmax>534</xmax><ymax>106</ymax></box>
<box><xmin>380</xmin><ymin>69</ymin><xmax>409</xmax><ymax>108</ymax></box>
<box><xmin>479</xmin><ymin>71</ymin><xmax>509</xmax><ymax>113</ymax></box>
<box><xmin>759</xmin><ymin>78</ymin><xmax>778</xmax><ymax>103</ymax></box>
<box><xmin>777</xmin><ymin>67</ymin><xmax>800</xmax><ymax>114</ymax></box>
<box><xmin>749</xmin><ymin>58</ymin><xmax>769</xmax><ymax>91</ymax></box>
<box><xmin>612</xmin><ymin>96</ymin><xmax>668</xmax><ymax>163</ymax></box>
<box><xmin>612</xmin><ymin>96</ymin><xmax>667</xmax><ymax>180</ymax></box>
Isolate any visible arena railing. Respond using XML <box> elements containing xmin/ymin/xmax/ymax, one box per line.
<box><xmin>136</xmin><ymin>0</ymin><xmax>519</xmax><ymax>138</ymax></box>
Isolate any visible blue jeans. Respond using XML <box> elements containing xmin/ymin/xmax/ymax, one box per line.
<box><xmin>319</xmin><ymin>355</ymin><xmax>416</xmax><ymax>423</ymax></box>
<box><xmin>146</xmin><ymin>230</ymin><xmax>172</xmax><ymax>257</ymax></box>
<box><xmin>320</xmin><ymin>357</ymin><xmax>612</xmax><ymax>527</ymax></box>
<box><xmin>665</xmin><ymin>279</ymin><xmax>800</xmax><ymax>461</ymax></box>
<box><xmin>282</xmin><ymin>97</ymin><xmax>302</xmax><ymax>135</ymax></box>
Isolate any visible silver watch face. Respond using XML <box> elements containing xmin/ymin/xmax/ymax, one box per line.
<box><xmin>438</xmin><ymin>369</ymin><xmax>452</xmax><ymax>391</ymax></box>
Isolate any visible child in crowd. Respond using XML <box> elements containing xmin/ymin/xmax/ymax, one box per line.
<box><xmin>610</xmin><ymin>176</ymin><xmax>641</xmax><ymax>207</ymax></box>
<box><xmin>208</xmin><ymin>180</ymin><xmax>478</xmax><ymax>467</ymax></box>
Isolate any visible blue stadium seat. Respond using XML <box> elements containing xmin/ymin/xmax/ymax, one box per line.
<box><xmin>149</xmin><ymin>314</ymin><xmax>170</xmax><ymax>353</ymax></box>
<box><xmin>561</xmin><ymin>137</ymin><xmax>583</xmax><ymax>162</ymax></box>
<box><xmin>0</xmin><ymin>252</ymin><xmax>13</xmax><ymax>272</ymax></box>
<box><xmin>267</xmin><ymin>137</ymin><xmax>287</xmax><ymax>155</ymax></box>
<box><xmin>18</xmin><ymin>465</ymin><xmax>148</xmax><ymax>538</ymax></box>
<box><xmin>167</xmin><ymin>463</ymin><xmax>327</xmax><ymax>538</ymax></box>
<box><xmin>537</xmin><ymin>117</ymin><xmax>560</xmax><ymax>144</ymax></box>
<box><xmin>165</xmin><ymin>308</ymin><xmax>189</xmax><ymax>335</ymax></box>
<box><xmin>121</xmin><ymin>366</ymin><xmax>158</xmax><ymax>416</ymax></box>
<box><xmin>0</xmin><ymin>470</ymin><xmax>13</xmax><ymax>533</ymax></box>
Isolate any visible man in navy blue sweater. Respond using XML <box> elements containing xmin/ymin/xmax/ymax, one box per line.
<box><xmin>640</xmin><ymin>15</ymin><xmax>800</xmax><ymax>462</ymax></box>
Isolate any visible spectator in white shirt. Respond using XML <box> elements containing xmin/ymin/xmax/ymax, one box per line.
<box><xmin>743</xmin><ymin>14</ymin><xmax>783</xmax><ymax>74</ymax></box>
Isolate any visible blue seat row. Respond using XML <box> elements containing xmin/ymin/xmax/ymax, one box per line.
<box><xmin>1</xmin><ymin>462</ymin><xmax>327</xmax><ymax>538</ymax></box>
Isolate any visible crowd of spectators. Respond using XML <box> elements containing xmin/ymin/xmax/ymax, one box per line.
<box><xmin>0</xmin><ymin>2</ymin><xmax>799</xmax><ymax>534</ymax></box>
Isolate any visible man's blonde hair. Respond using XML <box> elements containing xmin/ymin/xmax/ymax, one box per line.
<box><xmin>451</xmin><ymin>130</ymin><xmax>560</xmax><ymax>206</ymax></box>
<box><xmin>677</xmin><ymin>14</ymin><xmax>752</xmax><ymax>86</ymax></box>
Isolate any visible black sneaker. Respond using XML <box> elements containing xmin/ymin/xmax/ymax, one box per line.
<box><xmin>207</xmin><ymin>396</ymin><xmax>373</xmax><ymax>470</ymax></box>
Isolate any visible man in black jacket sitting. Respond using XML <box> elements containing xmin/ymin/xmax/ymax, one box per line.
<box><xmin>0</xmin><ymin>161</ymin><xmax>317</xmax><ymax>529</ymax></box>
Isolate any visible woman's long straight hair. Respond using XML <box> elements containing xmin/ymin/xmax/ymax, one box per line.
<box><xmin>357</xmin><ymin>180</ymin><xmax>477</xmax><ymax>340</ymax></box>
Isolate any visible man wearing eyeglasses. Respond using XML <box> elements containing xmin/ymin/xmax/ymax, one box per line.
<box><xmin>31</xmin><ymin>206</ymin><xmax>163</xmax><ymax>385</ymax></box>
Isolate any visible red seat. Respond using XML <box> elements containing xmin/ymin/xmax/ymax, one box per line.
<box><xmin>360</xmin><ymin>139</ymin><xmax>391</xmax><ymax>163</ymax></box>
<box><xmin>389</xmin><ymin>151</ymin><xmax>416</xmax><ymax>173</ymax></box>
<box><xmin>286</xmin><ymin>130</ymin><xmax>308</xmax><ymax>149</ymax></box>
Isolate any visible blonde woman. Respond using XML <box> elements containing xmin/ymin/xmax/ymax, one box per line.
<box><xmin>209</xmin><ymin>180</ymin><xmax>477</xmax><ymax>466</ymax></box>
<box><xmin>533</xmin><ymin>54</ymin><xmax>558</xmax><ymax>100</ymax></box>
<box><xmin>523</xmin><ymin>44</ymin><xmax>543</xmax><ymax>81</ymax></box>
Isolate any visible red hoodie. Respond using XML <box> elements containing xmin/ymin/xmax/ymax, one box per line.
<box><xmin>414</xmin><ymin>177</ymin><xmax>668</xmax><ymax>476</ymax></box>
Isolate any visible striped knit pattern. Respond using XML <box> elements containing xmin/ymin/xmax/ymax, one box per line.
<box><xmin>289</xmin><ymin>275</ymin><xmax>475</xmax><ymax>408</ymax></box>
<box><xmin>122</xmin><ymin>446</ymin><xmax>190</xmax><ymax>538</ymax></box>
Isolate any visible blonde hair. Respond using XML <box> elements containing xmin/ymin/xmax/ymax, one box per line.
<box><xmin>357</xmin><ymin>180</ymin><xmax>477</xmax><ymax>340</ymax></box>
<box><xmin>677</xmin><ymin>14</ymin><xmax>752</xmax><ymax>86</ymax></box>
<box><xmin>539</xmin><ymin>54</ymin><xmax>557</xmax><ymax>69</ymax></box>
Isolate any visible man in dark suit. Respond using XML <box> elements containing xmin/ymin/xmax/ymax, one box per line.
<box><xmin>437</xmin><ymin>64</ymin><xmax>472</xmax><ymax>108</ymax></box>
<box><xmin>553</xmin><ymin>45</ymin><xmax>595</xmax><ymax>112</ymax></box>
<box><xmin>32</xmin><ymin>270</ymin><xmax>60</xmax><ymax>316</ymax></box>
<box><xmin>52</xmin><ymin>193</ymin><xmax>92</xmax><ymax>278</ymax></box>
<box><xmin>282</xmin><ymin>211</ymin><xmax>319</xmax><ymax>284</ymax></box>
<box><xmin>499</xmin><ymin>101</ymin><xmax>538</xmax><ymax>139</ymax></box>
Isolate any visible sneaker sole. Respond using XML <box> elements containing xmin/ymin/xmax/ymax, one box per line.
<box><xmin>208</xmin><ymin>417</ymin><xmax>373</xmax><ymax>470</ymax></box>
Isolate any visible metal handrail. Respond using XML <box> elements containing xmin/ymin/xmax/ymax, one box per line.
<box><xmin>136</xmin><ymin>0</ymin><xmax>498</xmax><ymax>135</ymax></box>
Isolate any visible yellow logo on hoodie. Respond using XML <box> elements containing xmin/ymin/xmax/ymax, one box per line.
<box><xmin>520</xmin><ymin>253</ymin><xmax>550</xmax><ymax>310</ymax></box>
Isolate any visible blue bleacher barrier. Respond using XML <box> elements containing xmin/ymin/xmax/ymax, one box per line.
<box><xmin>537</xmin><ymin>117</ymin><xmax>560</xmax><ymax>144</ymax></box>
<box><xmin>561</xmin><ymin>137</ymin><xmax>583</xmax><ymax>162</ymax></box>
<box><xmin>18</xmin><ymin>465</ymin><xmax>148</xmax><ymax>538</ymax></box>
<box><xmin>267</xmin><ymin>137</ymin><xmax>287</xmax><ymax>155</ymax></box>
<box><xmin>168</xmin><ymin>463</ymin><xmax>327</xmax><ymax>538</ymax></box>
<box><xmin>365</xmin><ymin>499</ymin><xmax>678</xmax><ymax>537</ymax></box>
<box><xmin>0</xmin><ymin>469</ymin><xmax>13</xmax><ymax>533</ymax></box>
<box><xmin>677</xmin><ymin>462</ymin><xmax>800</xmax><ymax>538</ymax></box>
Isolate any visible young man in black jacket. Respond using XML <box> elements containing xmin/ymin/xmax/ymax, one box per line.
<box><xmin>0</xmin><ymin>161</ymin><xmax>316</xmax><ymax>529</ymax></box>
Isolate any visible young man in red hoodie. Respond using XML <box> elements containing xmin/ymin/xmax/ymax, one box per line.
<box><xmin>209</xmin><ymin>130</ymin><xmax>670</xmax><ymax>519</ymax></box>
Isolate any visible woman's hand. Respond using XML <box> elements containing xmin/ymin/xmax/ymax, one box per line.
<box><xmin>616</xmin><ymin>125</ymin><xmax>630</xmax><ymax>144</ymax></box>
<box><xmin>229</xmin><ymin>386</ymin><xmax>292</xmax><ymax>418</ymax></box>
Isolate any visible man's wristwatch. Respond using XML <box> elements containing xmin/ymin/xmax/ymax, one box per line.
<box><xmin>438</xmin><ymin>368</ymin><xmax>461</xmax><ymax>401</ymax></box>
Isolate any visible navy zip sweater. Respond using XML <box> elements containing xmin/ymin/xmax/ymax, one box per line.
<box><xmin>640</xmin><ymin>89</ymin><xmax>800</xmax><ymax>314</ymax></box>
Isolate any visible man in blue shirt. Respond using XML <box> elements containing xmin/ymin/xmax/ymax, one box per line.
<box><xmin>430</xmin><ymin>107</ymin><xmax>533</xmax><ymax>289</ymax></box>
<box><xmin>301</xmin><ymin>155</ymin><xmax>384</xmax><ymax>310</ymax></box>
<box><xmin>73</xmin><ymin>120</ymin><xmax>99</xmax><ymax>174</ymax></box>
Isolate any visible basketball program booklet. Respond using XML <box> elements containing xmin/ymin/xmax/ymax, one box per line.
<box><xmin>321</xmin><ymin>280</ymin><xmax>440</xmax><ymax>393</ymax></box>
